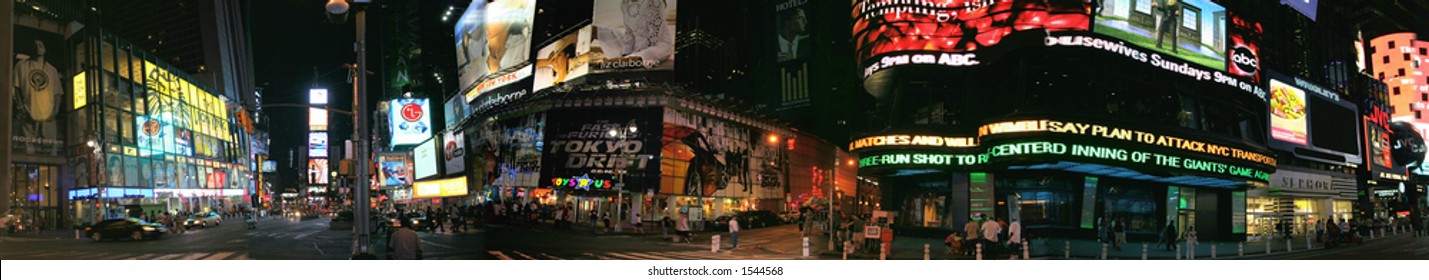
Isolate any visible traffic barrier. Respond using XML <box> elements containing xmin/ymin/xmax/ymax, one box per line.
<box><xmin>802</xmin><ymin>237</ymin><xmax>809</xmax><ymax>257</ymax></box>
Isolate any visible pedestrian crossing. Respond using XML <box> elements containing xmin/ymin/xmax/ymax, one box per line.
<box><xmin>244</xmin><ymin>230</ymin><xmax>323</xmax><ymax>240</ymax></box>
<box><xmin>479</xmin><ymin>249</ymin><xmax>798</xmax><ymax>260</ymax></box>
<box><xmin>3</xmin><ymin>250</ymin><xmax>249</xmax><ymax>260</ymax></box>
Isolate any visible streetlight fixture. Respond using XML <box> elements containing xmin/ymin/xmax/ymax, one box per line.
<box><xmin>327</xmin><ymin>0</ymin><xmax>374</xmax><ymax>260</ymax></box>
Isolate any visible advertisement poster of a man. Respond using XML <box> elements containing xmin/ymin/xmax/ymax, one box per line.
<box><xmin>776</xmin><ymin>2</ymin><xmax>810</xmax><ymax>63</ymax></box>
<box><xmin>12</xmin><ymin>26</ymin><xmax>66</xmax><ymax>157</ymax></box>
<box><xmin>591</xmin><ymin>0</ymin><xmax>677</xmax><ymax>72</ymax></box>
<box><xmin>1094</xmin><ymin>0</ymin><xmax>1227</xmax><ymax>70</ymax></box>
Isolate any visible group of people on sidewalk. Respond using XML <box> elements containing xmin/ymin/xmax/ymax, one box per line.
<box><xmin>948</xmin><ymin>215</ymin><xmax>1021</xmax><ymax>258</ymax></box>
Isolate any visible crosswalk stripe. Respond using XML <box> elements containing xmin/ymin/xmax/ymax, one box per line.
<box><xmin>179</xmin><ymin>253</ymin><xmax>213</xmax><ymax>260</ymax></box>
<box><xmin>293</xmin><ymin>231</ymin><xmax>319</xmax><ymax>239</ymax></box>
<box><xmin>604</xmin><ymin>252</ymin><xmax>646</xmax><ymax>259</ymax></box>
<box><xmin>228</xmin><ymin>253</ymin><xmax>250</xmax><ymax>260</ymax></box>
<box><xmin>512</xmin><ymin>251</ymin><xmax>536</xmax><ymax>260</ymax></box>
<box><xmin>151</xmin><ymin>253</ymin><xmax>185</xmax><ymax>260</ymax></box>
<box><xmin>126</xmin><ymin>253</ymin><xmax>159</xmax><ymax>260</ymax></box>
<box><xmin>84</xmin><ymin>253</ymin><xmax>115</xmax><ymax>259</ymax></box>
<box><xmin>205</xmin><ymin>252</ymin><xmax>236</xmax><ymax>260</ymax></box>
<box><xmin>623</xmin><ymin>252</ymin><xmax>676</xmax><ymax>260</ymax></box>
<box><xmin>487</xmin><ymin>250</ymin><xmax>514</xmax><ymax>260</ymax></box>
<box><xmin>582</xmin><ymin>252</ymin><xmax>615</xmax><ymax>260</ymax></box>
<box><xmin>539</xmin><ymin>253</ymin><xmax>565</xmax><ymax>260</ymax></box>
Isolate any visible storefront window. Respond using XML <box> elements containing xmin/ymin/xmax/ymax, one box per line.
<box><xmin>11</xmin><ymin>164</ymin><xmax>61</xmax><ymax>229</ymax></box>
<box><xmin>1103</xmin><ymin>185</ymin><xmax>1158</xmax><ymax>233</ymax></box>
<box><xmin>997</xmin><ymin>174</ymin><xmax>1080</xmax><ymax>229</ymax></box>
<box><xmin>1016</xmin><ymin>191</ymin><xmax>1076</xmax><ymax>228</ymax></box>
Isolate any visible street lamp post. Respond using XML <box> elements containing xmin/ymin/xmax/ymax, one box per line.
<box><xmin>328</xmin><ymin>0</ymin><xmax>375</xmax><ymax>259</ymax></box>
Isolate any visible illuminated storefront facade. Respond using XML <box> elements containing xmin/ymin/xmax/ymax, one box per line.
<box><xmin>850</xmin><ymin>0</ymin><xmax>1279</xmax><ymax>242</ymax></box>
<box><xmin>67</xmin><ymin>29</ymin><xmax>253</xmax><ymax>224</ymax></box>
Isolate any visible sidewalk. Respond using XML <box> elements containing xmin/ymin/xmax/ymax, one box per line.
<box><xmin>0</xmin><ymin>229</ymin><xmax>80</xmax><ymax>242</ymax></box>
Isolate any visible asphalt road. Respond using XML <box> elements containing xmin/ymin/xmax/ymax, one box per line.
<box><xmin>1241</xmin><ymin>232</ymin><xmax>1429</xmax><ymax>260</ymax></box>
<box><xmin>478</xmin><ymin>222</ymin><xmax>810</xmax><ymax>260</ymax></box>
<box><xmin>245</xmin><ymin>216</ymin><xmax>355</xmax><ymax>260</ymax></box>
<box><xmin>0</xmin><ymin>219</ymin><xmax>249</xmax><ymax>260</ymax></box>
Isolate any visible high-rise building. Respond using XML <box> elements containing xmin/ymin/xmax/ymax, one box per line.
<box><xmin>1370</xmin><ymin>33</ymin><xmax>1429</xmax><ymax>122</ymax></box>
<box><xmin>95</xmin><ymin>0</ymin><xmax>258</xmax><ymax>113</ymax></box>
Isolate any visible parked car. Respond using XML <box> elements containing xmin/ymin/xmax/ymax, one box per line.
<box><xmin>385</xmin><ymin>212</ymin><xmax>429</xmax><ymax>231</ymax></box>
<box><xmin>86</xmin><ymin>218</ymin><xmax>167</xmax><ymax>241</ymax></box>
<box><xmin>184</xmin><ymin>212</ymin><xmax>222</xmax><ymax>229</ymax></box>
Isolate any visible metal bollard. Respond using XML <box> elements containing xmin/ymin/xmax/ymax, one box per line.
<box><xmin>1369</xmin><ymin>229</ymin><xmax>1376</xmax><ymax>239</ymax></box>
<box><xmin>1064</xmin><ymin>241</ymin><xmax>1070</xmax><ymax>259</ymax></box>
<box><xmin>1101</xmin><ymin>243</ymin><xmax>1108</xmax><ymax>260</ymax></box>
<box><xmin>1022</xmin><ymin>239</ymin><xmax>1030</xmax><ymax>260</ymax></box>
<box><xmin>802</xmin><ymin>237</ymin><xmax>810</xmax><ymax>257</ymax></box>
<box><xmin>1306</xmin><ymin>237</ymin><xmax>1311</xmax><ymax>249</ymax></box>
<box><xmin>1211</xmin><ymin>244</ymin><xmax>1217</xmax><ymax>259</ymax></box>
<box><xmin>74</xmin><ymin>229</ymin><xmax>80</xmax><ymax>240</ymax></box>
<box><xmin>1176</xmin><ymin>244</ymin><xmax>1181</xmax><ymax>260</ymax></box>
<box><xmin>976</xmin><ymin>243</ymin><xmax>983</xmax><ymax>260</ymax></box>
<box><xmin>1286</xmin><ymin>239</ymin><xmax>1292</xmax><ymax>253</ymax></box>
<box><xmin>924</xmin><ymin>243</ymin><xmax>930</xmax><ymax>260</ymax></box>
<box><xmin>1239</xmin><ymin>242</ymin><xmax>1244</xmax><ymax>257</ymax></box>
<box><xmin>834</xmin><ymin>240</ymin><xmax>845</xmax><ymax>260</ymax></box>
<box><xmin>712</xmin><ymin>235</ymin><xmax>720</xmax><ymax>253</ymax></box>
<box><xmin>1266</xmin><ymin>239</ymin><xmax>1271</xmax><ymax>255</ymax></box>
<box><xmin>1381</xmin><ymin>228</ymin><xmax>1386</xmax><ymax>238</ymax></box>
<box><xmin>881</xmin><ymin>243</ymin><xmax>888</xmax><ymax>260</ymax></box>
<box><xmin>1141</xmin><ymin>243</ymin><xmax>1148</xmax><ymax>260</ymax></box>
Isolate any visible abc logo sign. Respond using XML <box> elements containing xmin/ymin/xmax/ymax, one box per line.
<box><xmin>1231</xmin><ymin>45</ymin><xmax>1258</xmax><ymax>75</ymax></box>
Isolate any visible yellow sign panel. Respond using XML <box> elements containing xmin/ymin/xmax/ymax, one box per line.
<box><xmin>414</xmin><ymin>177</ymin><xmax>469</xmax><ymax>199</ymax></box>
<box><xmin>849</xmin><ymin>134</ymin><xmax>978</xmax><ymax>151</ymax></box>
<box><xmin>73</xmin><ymin>72</ymin><xmax>87</xmax><ymax>110</ymax></box>
<box><xmin>978</xmin><ymin>119</ymin><xmax>1277</xmax><ymax>166</ymax></box>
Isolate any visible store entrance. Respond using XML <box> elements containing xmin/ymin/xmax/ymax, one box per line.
<box><xmin>10</xmin><ymin>163</ymin><xmax>63</xmax><ymax>229</ymax></box>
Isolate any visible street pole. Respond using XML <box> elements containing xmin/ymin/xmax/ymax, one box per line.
<box><xmin>829</xmin><ymin>148</ymin><xmax>836</xmax><ymax>251</ymax></box>
<box><xmin>350</xmin><ymin>6</ymin><xmax>375</xmax><ymax>259</ymax></box>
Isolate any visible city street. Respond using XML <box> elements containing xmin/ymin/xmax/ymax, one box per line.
<box><xmin>476</xmin><ymin>221</ymin><xmax>807</xmax><ymax>260</ymax></box>
<box><xmin>1243</xmin><ymin>233</ymin><xmax>1429</xmax><ymax>260</ymax></box>
<box><xmin>0</xmin><ymin>220</ymin><xmax>249</xmax><ymax>260</ymax></box>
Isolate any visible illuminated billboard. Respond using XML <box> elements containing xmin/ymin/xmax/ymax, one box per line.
<box><xmin>533</xmin><ymin>25</ymin><xmax>592</xmax><ymax>93</ymax></box>
<box><xmin>1269</xmin><ymin>79</ymin><xmax>1309</xmax><ymax>145</ymax></box>
<box><xmin>1266</xmin><ymin>71</ymin><xmax>1363</xmax><ymax>165</ymax></box>
<box><xmin>854</xmin><ymin>0</ymin><xmax>1092</xmax><ymax>78</ymax></box>
<box><xmin>307</xmin><ymin>158</ymin><xmax>329</xmax><ymax>185</ymax></box>
<box><xmin>136</xmin><ymin>116</ymin><xmax>176</xmax><ymax>156</ymax></box>
<box><xmin>455</xmin><ymin>0</ymin><xmax>535</xmax><ymax>92</ymax></box>
<box><xmin>414</xmin><ymin>177</ymin><xmax>469</xmax><ymax>199</ymax></box>
<box><xmin>444</xmin><ymin>129</ymin><xmax>466</xmax><ymax>175</ymax></box>
<box><xmin>1094</xmin><ymin>0</ymin><xmax>1226</xmax><ymax>71</ymax></box>
<box><xmin>1226</xmin><ymin>11</ymin><xmax>1262</xmax><ymax>84</ymax></box>
<box><xmin>309</xmin><ymin>89</ymin><xmax>328</xmax><ymax>105</ymax></box>
<box><xmin>261</xmin><ymin>160</ymin><xmax>278</xmax><ymax>173</ymax></box>
<box><xmin>443</xmin><ymin>94</ymin><xmax>470</xmax><ymax>129</ymax></box>
<box><xmin>591</xmin><ymin>0</ymin><xmax>677</xmax><ymax>73</ymax></box>
<box><xmin>308</xmin><ymin>132</ymin><xmax>329</xmax><ymax>158</ymax></box>
<box><xmin>378</xmin><ymin>153</ymin><xmax>414</xmax><ymax>187</ymax></box>
<box><xmin>414</xmin><ymin>137</ymin><xmax>439</xmax><ymax>180</ymax></box>
<box><xmin>309</xmin><ymin>107</ymin><xmax>328</xmax><ymax>131</ymax></box>
<box><xmin>388</xmin><ymin>98</ymin><xmax>432</xmax><ymax>147</ymax></box>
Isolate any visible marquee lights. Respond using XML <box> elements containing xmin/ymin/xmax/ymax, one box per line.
<box><xmin>849</xmin><ymin>134</ymin><xmax>978</xmax><ymax>151</ymax></box>
<box><xmin>979</xmin><ymin>119</ymin><xmax>1276</xmax><ymax>166</ymax></box>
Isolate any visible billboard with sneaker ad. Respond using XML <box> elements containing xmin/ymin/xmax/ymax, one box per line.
<box><xmin>540</xmin><ymin>108</ymin><xmax>662</xmax><ymax>194</ymax></box>
<box><xmin>1267</xmin><ymin>71</ymin><xmax>1362</xmax><ymax>166</ymax></box>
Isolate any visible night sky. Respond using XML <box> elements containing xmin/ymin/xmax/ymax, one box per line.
<box><xmin>252</xmin><ymin>0</ymin><xmax>358</xmax><ymax>192</ymax></box>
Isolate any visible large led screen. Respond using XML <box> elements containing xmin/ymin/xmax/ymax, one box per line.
<box><xmin>309</xmin><ymin>107</ymin><xmax>328</xmax><ymax>131</ymax></box>
<box><xmin>378</xmin><ymin>153</ymin><xmax>414</xmax><ymax>187</ymax></box>
<box><xmin>308</xmin><ymin>132</ymin><xmax>329</xmax><ymax>158</ymax></box>
<box><xmin>444</xmin><ymin>129</ymin><xmax>466</xmax><ymax>175</ymax></box>
<box><xmin>1270</xmin><ymin>79</ymin><xmax>1308</xmax><ymax>145</ymax></box>
<box><xmin>307</xmin><ymin>158</ymin><xmax>329</xmax><ymax>185</ymax></box>
<box><xmin>388</xmin><ymin>98</ymin><xmax>432</xmax><ymax>147</ymax></box>
<box><xmin>443</xmin><ymin>94</ymin><xmax>470</xmax><ymax>129</ymax></box>
<box><xmin>309</xmin><ymin>89</ymin><xmax>328</xmax><ymax>105</ymax></box>
<box><xmin>136</xmin><ymin>116</ymin><xmax>176</xmax><ymax>156</ymax></box>
<box><xmin>533</xmin><ymin>25</ymin><xmax>592</xmax><ymax>93</ymax></box>
<box><xmin>414</xmin><ymin>137</ymin><xmax>439</xmax><ymax>180</ymax></box>
<box><xmin>1094</xmin><ymin>0</ymin><xmax>1226</xmax><ymax>71</ymax></box>
<box><xmin>1226</xmin><ymin>11</ymin><xmax>1262</xmax><ymax>84</ymax></box>
<box><xmin>591</xmin><ymin>0</ymin><xmax>677</xmax><ymax>73</ymax></box>
<box><xmin>455</xmin><ymin>0</ymin><xmax>535</xmax><ymax>92</ymax></box>
<box><xmin>854</xmin><ymin>0</ymin><xmax>1092</xmax><ymax>77</ymax></box>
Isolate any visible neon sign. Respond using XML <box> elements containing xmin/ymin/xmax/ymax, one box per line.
<box><xmin>984</xmin><ymin>141</ymin><xmax>1270</xmax><ymax>181</ymax></box>
<box><xmin>858</xmin><ymin>152</ymin><xmax>985</xmax><ymax>168</ymax></box>
<box><xmin>979</xmin><ymin>119</ymin><xmax>1276</xmax><ymax>166</ymax></box>
<box><xmin>552</xmin><ymin>174</ymin><xmax>610</xmax><ymax>191</ymax></box>
<box><xmin>849</xmin><ymin>134</ymin><xmax>977</xmax><ymax>151</ymax></box>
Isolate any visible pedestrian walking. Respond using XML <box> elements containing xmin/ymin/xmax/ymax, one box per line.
<box><xmin>981</xmin><ymin>216</ymin><xmax>1003</xmax><ymax>257</ymax></box>
<box><xmin>590</xmin><ymin>210</ymin><xmax>600</xmax><ymax>233</ymax></box>
<box><xmin>963</xmin><ymin>217</ymin><xmax>981</xmax><ymax>256</ymax></box>
<box><xmin>676</xmin><ymin>213</ymin><xmax>691</xmax><ymax>243</ymax></box>
<box><xmin>1114</xmin><ymin>218</ymin><xmax>1126</xmax><ymax>250</ymax></box>
<box><xmin>1183</xmin><ymin>225</ymin><xmax>1199</xmax><ymax>258</ymax></box>
<box><xmin>1007</xmin><ymin>218</ymin><xmax>1023</xmax><ymax>257</ymax></box>
<box><xmin>387</xmin><ymin>219</ymin><xmax>423</xmax><ymax>260</ymax></box>
<box><xmin>1097</xmin><ymin>217</ymin><xmax>1107</xmax><ymax>243</ymax></box>
<box><xmin>662</xmin><ymin>216</ymin><xmax>673</xmax><ymax>236</ymax></box>
<box><xmin>602</xmin><ymin>212</ymin><xmax>612</xmax><ymax>230</ymax></box>
<box><xmin>728</xmin><ymin>217</ymin><xmax>740</xmax><ymax>249</ymax></box>
<box><xmin>1161</xmin><ymin>221</ymin><xmax>1177</xmax><ymax>250</ymax></box>
<box><xmin>632</xmin><ymin>213</ymin><xmax>645</xmax><ymax>234</ymax></box>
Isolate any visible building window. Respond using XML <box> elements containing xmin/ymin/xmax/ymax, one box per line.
<box><xmin>1421</xmin><ymin>48</ymin><xmax>1427</xmax><ymax>55</ymax></box>
<box><xmin>1384</xmin><ymin>56</ymin><xmax>1391</xmax><ymax>64</ymax></box>
<box><xmin>1395</xmin><ymin>87</ymin><xmax>1401</xmax><ymax>95</ymax></box>
<box><xmin>1380</xmin><ymin>73</ymin><xmax>1385</xmax><ymax>80</ymax></box>
<box><xmin>1391</xmin><ymin>41</ymin><xmax>1397</xmax><ymax>48</ymax></box>
<box><xmin>1422</xmin><ymin>93</ymin><xmax>1427</xmax><ymax>101</ymax></box>
<box><xmin>1407</xmin><ymin>53</ymin><xmax>1413</xmax><ymax>61</ymax></box>
<box><xmin>1418</xmin><ymin>111</ymin><xmax>1422</xmax><ymax>119</ymax></box>
<box><xmin>1401</xmin><ymin>69</ymin><xmax>1407</xmax><ymax>77</ymax></box>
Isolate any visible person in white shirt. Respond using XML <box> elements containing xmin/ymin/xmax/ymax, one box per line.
<box><xmin>981</xmin><ymin>216</ymin><xmax>1003</xmax><ymax>255</ymax></box>
<box><xmin>729</xmin><ymin>217</ymin><xmax>741</xmax><ymax>249</ymax></box>
<box><xmin>1007</xmin><ymin>218</ymin><xmax>1023</xmax><ymax>259</ymax></box>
